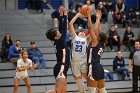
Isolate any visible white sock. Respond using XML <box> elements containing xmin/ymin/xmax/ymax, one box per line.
<box><xmin>76</xmin><ymin>79</ymin><xmax>86</xmax><ymax>93</ymax></box>
<box><xmin>88</xmin><ymin>87</ymin><xmax>96</xmax><ymax>93</ymax></box>
<box><xmin>98</xmin><ymin>87</ymin><xmax>107</xmax><ymax>93</ymax></box>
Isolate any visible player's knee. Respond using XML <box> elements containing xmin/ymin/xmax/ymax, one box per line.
<box><xmin>75</xmin><ymin>76</ymin><xmax>82</xmax><ymax>80</ymax></box>
<box><xmin>98</xmin><ymin>87</ymin><xmax>107</xmax><ymax>93</ymax></box>
<box><xmin>76</xmin><ymin>79</ymin><xmax>86</xmax><ymax>93</ymax></box>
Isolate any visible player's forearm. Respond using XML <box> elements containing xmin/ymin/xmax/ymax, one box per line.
<box><xmin>17</xmin><ymin>67</ymin><xmax>26</xmax><ymax>72</ymax></box>
<box><xmin>87</xmin><ymin>13</ymin><xmax>93</xmax><ymax>30</ymax></box>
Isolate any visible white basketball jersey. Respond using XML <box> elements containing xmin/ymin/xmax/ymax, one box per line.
<box><xmin>16</xmin><ymin>58</ymin><xmax>32</xmax><ymax>77</ymax></box>
<box><xmin>72</xmin><ymin>35</ymin><xmax>87</xmax><ymax>60</ymax></box>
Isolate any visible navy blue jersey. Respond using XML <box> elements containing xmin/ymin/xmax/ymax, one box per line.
<box><xmin>55</xmin><ymin>15</ymin><xmax>67</xmax><ymax>63</ymax></box>
<box><xmin>91</xmin><ymin>42</ymin><xmax>105</xmax><ymax>63</ymax></box>
<box><xmin>89</xmin><ymin>42</ymin><xmax>105</xmax><ymax>80</ymax></box>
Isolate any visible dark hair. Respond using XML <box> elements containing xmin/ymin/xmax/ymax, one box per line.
<box><xmin>135</xmin><ymin>39</ymin><xmax>140</xmax><ymax>43</ymax></box>
<box><xmin>99</xmin><ymin>32</ymin><xmax>108</xmax><ymax>45</ymax></box>
<box><xmin>30</xmin><ymin>41</ymin><xmax>35</xmax><ymax>45</ymax></box>
<box><xmin>3</xmin><ymin>34</ymin><xmax>11</xmax><ymax>41</ymax></box>
<box><xmin>46</xmin><ymin>28</ymin><xmax>58</xmax><ymax>41</ymax></box>
<box><xmin>15</xmin><ymin>40</ymin><xmax>21</xmax><ymax>42</ymax></box>
<box><xmin>76</xmin><ymin>29</ymin><xmax>85</xmax><ymax>35</ymax></box>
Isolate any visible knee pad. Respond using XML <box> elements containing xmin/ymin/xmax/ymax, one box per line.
<box><xmin>88</xmin><ymin>87</ymin><xmax>96</xmax><ymax>93</ymax></box>
<box><xmin>98</xmin><ymin>87</ymin><xmax>107</xmax><ymax>93</ymax></box>
<box><xmin>76</xmin><ymin>79</ymin><xmax>86</xmax><ymax>93</ymax></box>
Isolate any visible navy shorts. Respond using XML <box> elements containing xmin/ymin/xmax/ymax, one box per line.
<box><xmin>53</xmin><ymin>62</ymin><xmax>68</xmax><ymax>78</ymax></box>
<box><xmin>88</xmin><ymin>62</ymin><xmax>104</xmax><ymax>81</ymax></box>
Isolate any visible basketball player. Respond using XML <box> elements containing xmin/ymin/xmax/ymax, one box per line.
<box><xmin>87</xmin><ymin>10</ymin><xmax>108</xmax><ymax>93</ymax></box>
<box><xmin>13</xmin><ymin>50</ymin><xmax>34</xmax><ymax>93</ymax></box>
<box><xmin>46</xmin><ymin>7</ymin><xmax>69</xmax><ymax>93</ymax></box>
<box><xmin>69</xmin><ymin>12</ymin><xmax>90</xmax><ymax>93</ymax></box>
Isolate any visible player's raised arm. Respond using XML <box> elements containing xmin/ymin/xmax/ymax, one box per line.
<box><xmin>69</xmin><ymin>13</ymin><xmax>82</xmax><ymax>38</ymax></box>
<box><xmin>87</xmin><ymin>11</ymin><xmax>98</xmax><ymax>46</ymax></box>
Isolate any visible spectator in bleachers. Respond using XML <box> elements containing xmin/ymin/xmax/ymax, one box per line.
<box><xmin>27</xmin><ymin>41</ymin><xmax>46</xmax><ymax>69</ymax></box>
<box><xmin>1</xmin><ymin>34</ymin><xmax>13</xmax><ymax>62</ymax></box>
<box><xmin>97</xmin><ymin>2</ymin><xmax>108</xmax><ymax>23</ymax></box>
<box><xmin>127</xmin><ymin>8</ymin><xmax>139</xmax><ymax>27</ymax></box>
<box><xmin>113</xmin><ymin>51</ymin><xmax>130</xmax><ymax>80</ymax></box>
<box><xmin>13</xmin><ymin>50</ymin><xmax>34</xmax><ymax>93</ymax></box>
<box><xmin>100</xmin><ymin>0</ymin><xmax>114</xmax><ymax>12</ymax></box>
<box><xmin>107</xmin><ymin>24</ymin><xmax>121</xmax><ymax>51</ymax></box>
<box><xmin>8</xmin><ymin>40</ymin><xmax>22</xmax><ymax>65</ymax></box>
<box><xmin>25</xmin><ymin>0</ymin><xmax>44</xmax><ymax>13</ymax></box>
<box><xmin>115</xmin><ymin>0</ymin><xmax>125</xmax><ymax>14</ymax></box>
<box><xmin>94</xmin><ymin>0</ymin><xmax>100</xmax><ymax>9</ymax></box>
<box><xmin>86</xmin><ymin>0</ymin><xmax>96</xmax><ymax>12</ymax></box>
<box><xmin>123</xmin><ymin>26</ymin><xmax>135</xmax><ymax>51</ymax></box>
<box><xmin>112</xmin><ymin>8</ymin><xmax>126</xmax><ymax>27</ymax></box>
<box><xmin>128</xmin><ymin>40</ymin><xmax>140</xmax><ymax>92</ymax></box>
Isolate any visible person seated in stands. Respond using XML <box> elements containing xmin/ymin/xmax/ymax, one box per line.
<box><xmin>115</xmin><ymin>0</ymin><xmax>125</xmax><ymax>14</ymax></box>
<box><xmin>8</xmin><ymin>40</ymin><xmax>22</xmax><ymax>65</ymax></box>
<box><xmin>107</xmin><ymin>24</ymin><xmax>121</xmax><ymax>51</ymax></box>
<box><xmin>97</xmin><ymin>2</ymin><xmax>108</xmax><ymax>23</ymax></box>
<box><xmin>100</xmin><ymin>0</ymin><xmax>114</xmax><ymax>12</ymax></box>
<box><xmin>123</xmin><ymin>26</ymin><xmax>135</xmax><ymax>51</ymax></box>
<box><xmin>25</xmin><ymin>0</ymin><xmax>44</xmax><ymax>13</ymax></box>
<box><xmin>35</xmin><ymin>0</ymin><xmax>44</xmax><ymax>13</ymax></box>
<box><xmin>113</xmin><ymin>51</ymin><xmax>131</xmax><ymax>80</ymax></box>
<box><xmin>51</xmin><ymin>6</ymin><xmax>64</xmax><ymax>27</ymax></box>
<box><xmin>112</xmin><ymin>8</ymin><xmax>125</xmax><ymax>27</ymax></box>
<box><xmin>128</xmin><ymin>8</ymin><xmax>139</xmax><ymax>27</ymax></box>
<box><xmin>1</xmin><ymin>34</ymin><xmax>13</xmax><ymax>62</ymax></box>
<box><xmin>27</xmin><ymin>41</ymin><xmax>46</xmax><ymax>69</ymax></box>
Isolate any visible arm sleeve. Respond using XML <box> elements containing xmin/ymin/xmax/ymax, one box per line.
<box><xmin>58</xmin><ymin>15</ymin><xmax>67</xmax><ymax>35</ymax></box>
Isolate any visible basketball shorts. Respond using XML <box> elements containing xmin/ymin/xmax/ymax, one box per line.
<box><xmin>53</xmin><ymin>62</ymin><xmax>68</xmax><ymax>78</ymax></box>
<box><xmin>71</xmin><ymin>57</ymin><xmax>87</xmax><ymax>77</ymax></box>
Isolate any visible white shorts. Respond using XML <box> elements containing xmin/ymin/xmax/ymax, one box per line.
<box><xmin>71</xmin><ymin>57</ymin><xmax>87</xmax><ymax>77</ymax></box>
<box><xmin>15</xmin><ymin>72</ymin><xmax>28</xmax><ymax>79</ymax></box>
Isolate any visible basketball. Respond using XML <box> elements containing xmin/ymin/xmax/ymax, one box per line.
<box><xmin>80</xmin><ymin>5</ymin><xmax>92</xmax><ymax>17</ymax></box>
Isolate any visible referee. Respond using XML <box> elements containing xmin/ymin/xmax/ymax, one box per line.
<box><xmin>128</xmin><ymin>39</ymin><xmax>140</xmax><ymax>92</ymax></box>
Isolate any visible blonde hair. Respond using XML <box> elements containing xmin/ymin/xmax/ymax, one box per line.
<box><xmin>21</xmin><ymin>50</ymin><xmax>28</xmax><ymax>56</ymax></box>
